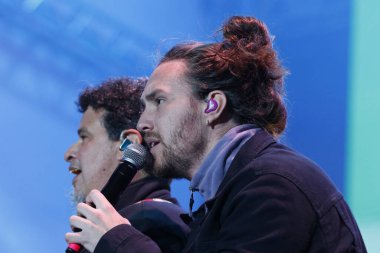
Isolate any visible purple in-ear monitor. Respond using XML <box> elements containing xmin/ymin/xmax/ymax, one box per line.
<box><xmin>204</xmin><ymin>98</ymin><xmax>218</xmax><ymax>113</ymax></box>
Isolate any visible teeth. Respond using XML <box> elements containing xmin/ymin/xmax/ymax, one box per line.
<box><xmin>69</xmin><ymin>168</ymin><xmax>81</xmax><ymax>175</ymax></box>
<box><xmin>149</xmin><ymin>142</ymin><xmax>158</xmax><ymax>149</ymax></box>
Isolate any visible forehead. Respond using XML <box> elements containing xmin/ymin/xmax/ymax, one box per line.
<box><xmin>142</xmin><ymin>60</ymin><xmax>192</xmax><ymax>99</ymax></box>
<box><xmin>80</xmin><ymin>107</ymin><xmax>105</xmax><ymax>129</ymax></box>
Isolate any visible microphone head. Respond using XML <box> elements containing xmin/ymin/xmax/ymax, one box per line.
<box><xmin>121</xmin><ymin>143</ymin><xmax>147</xmax><ymax>170</ymax></box>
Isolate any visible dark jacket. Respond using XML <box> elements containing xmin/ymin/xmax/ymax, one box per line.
<box><xmin>100</xmin><ymin>130</ymin><xmax>366</xmax><ymax>252</ymax></box>
<box><xmin>182</xmin><ymin>130</ymin><xmax>366</xmax><ymax>252</ymax></box>
<box><xmin>89</xmin><ymin>176</ymin><xmax>190</xmax><ymax>253</ymax></box>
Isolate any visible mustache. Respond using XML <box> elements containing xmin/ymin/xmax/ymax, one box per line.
<box><xmin>141</xmin><ymin>132</ymin><xmax>162</xmax><ymax>141</ymax></box>
<box><xmin>141</xmin><ymin>132</ymin><xmax>171</xmax><ymax>150</ymax></box>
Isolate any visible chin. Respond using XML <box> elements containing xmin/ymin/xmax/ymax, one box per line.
<box><xmin>152</xmin><ymin>163</ymin><xmax>188</xmax><ymax>179</ymax></box>
<box><xmin>152</xmin><ymin>163</ymin><xmax>166</xmax><ymax>177</ymax></box>
<box><xmin>71</xmin><ymin>190</ymin><xmax>86</xmax><ymax>205</ymax></box>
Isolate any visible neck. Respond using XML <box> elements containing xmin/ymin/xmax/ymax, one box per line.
<box><xmin>131</xmin><ymin>170</ymin><xmax>148</xmax><ymax>182</ymax></box>
<box><xmin>188</xmin><ymin>120</ymin><xmax>239</xmax><ymax>179</ymax></box>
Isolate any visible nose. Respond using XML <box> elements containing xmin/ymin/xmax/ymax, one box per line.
<box><xmin>137</xmin><ymin>110</ymin><xmax>153</xmax><ymax>134</ymax></box>
<box><xmin>64</xmin><ymin>142</ymin><xmax>78</xmax><ymax>162</ymax></box>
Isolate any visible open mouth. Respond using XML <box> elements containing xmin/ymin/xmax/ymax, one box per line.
<box><xmin>148</xmin><ymin>141</ymin><xmax>160</xmax><ymax>149</ymax></box>
<box><xmin>144</xmin><ymin>136</ymin><xmax>160</xmax><ymax>150</ymax></box>
<box><xmin>69</xmin><ymin>167</ymin><xmax>82</xmax><ymax>175</ymax></box>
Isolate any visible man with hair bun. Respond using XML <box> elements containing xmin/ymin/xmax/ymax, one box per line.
<box><xmin>68</xmin><ymin>16</ymin><xmax>366</xmax><ymax>252</ymax></box>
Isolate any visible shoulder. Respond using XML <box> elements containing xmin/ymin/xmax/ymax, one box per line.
<box><xmin>120</xmin><ymin>198</ymin><xmax>184</xmax><ymax>222</ymax></box>
<box><xmin>119</xmin><ymin>198</ymin><xmax>190</xmax><ymax>237</ymax></box>
<box><xmin>222</xmin><ymin>134</ymin><xmax>342</xmax><ymax>216</ymax></box>
<box><xmin>119</xmin><ymin>199</ymin><xmax>190</xmax><ymax>253</ymax></box>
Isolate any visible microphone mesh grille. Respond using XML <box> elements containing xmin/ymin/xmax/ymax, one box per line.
<box><xmin>121</xmin><ymin>143</ymin><xmax>147</xmax><ymax>169</ymax></box>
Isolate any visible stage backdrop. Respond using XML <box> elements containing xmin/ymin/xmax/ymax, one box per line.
<box><xmin>0</xmin><ymin>0</ymin><xmax>378</xmax><ymax>252</ymax></box>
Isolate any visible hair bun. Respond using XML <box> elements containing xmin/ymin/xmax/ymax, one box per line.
<box><xmin>222</xmin><ymin>16</ymin><xmax>271</xmax><ymax>46</ymax></box>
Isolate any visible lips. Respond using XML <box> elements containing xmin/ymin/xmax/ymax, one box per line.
<box><xmin>144</xmin><ymin>135</ymin><xmax>161</xmax><ymax>150</ymax></box>
<box><xmin>148</xmin><ymin>141</ymin><xmax>160</xmax><ymax>149</ymax></box>
<box><xmin>69</xmin><ymin>166</ymin><xmax>81</xmax><ymax>175</ymax></box>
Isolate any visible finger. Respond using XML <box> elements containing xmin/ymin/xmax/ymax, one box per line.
<box><xmin>69</xmin><ymin>214</ymin><xmax>92</xmax><ymax>231</ymax></box>
<box><xmin>76</xmin><ymin>202</ymin><xmax>95</xmax><ymax>218</ymax></box>
<box><xmin>86</xmin><ymin>189</ymin><xmax>113</xmax><ymax>210</ymax></box>
<box><xmin>65</xmin><ymin>231</ymin><xmax>82</xmax><ymax>244</ymax></box>
<box><xmin>85</xmin><ymin>189</ymin><xmax>104</xmax><ymax>205</ymax></box>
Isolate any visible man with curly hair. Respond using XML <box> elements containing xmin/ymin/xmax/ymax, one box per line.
<box><xmin>65</xmin><ymin>77</ymin><xmax>146</xmax><ymax>204</ymax></box>
<box><xmin>64</xmin><ymin>77</ymin><xmax>189</xmax><ymax>253</ymax></box>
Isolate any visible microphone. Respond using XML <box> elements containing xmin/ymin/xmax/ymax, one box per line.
<box><xmin>101</xmin><ymin>143</ymin><xmax>147</xmax><ymax>205</ymax></box>
<box><xmin>66</xmin><ymin>143</ymin><xmax>147</xmax><ymax>253</ymax></box>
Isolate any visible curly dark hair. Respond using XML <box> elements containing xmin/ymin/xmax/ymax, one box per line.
<box><xmin>160</xmin><ymin>16</ymin><xmax>287</xmax><ymax>137</ymax></box>
<box><xmin>77</xmin><ymin>77</ymin><xmax>147</xmax><ymax>141</ymax></box>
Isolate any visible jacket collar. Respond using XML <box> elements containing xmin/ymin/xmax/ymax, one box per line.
<box><xmin>211</xmin><ymin>129</ymin><xmax>277</xmax><ymax>203</ymax></box>
<box><xmin>186</xmin><ymin>130</ymin><xmax>277</xmax><ymax>221</ymax></box>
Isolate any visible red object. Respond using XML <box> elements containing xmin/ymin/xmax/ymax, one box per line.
<box><xmin>66</xmin><ymin>243</ymin><xmax>82</xmax><ymax>252</ymax></box>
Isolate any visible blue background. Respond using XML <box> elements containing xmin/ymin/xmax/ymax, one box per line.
<box><xmin>0</xmin><ymin>0</ymin><xmax>372</xmax><ymax>252</ymax></box>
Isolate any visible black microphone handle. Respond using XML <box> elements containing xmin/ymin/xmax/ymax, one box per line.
<box><xmin>66</xmin><ymin>161</ymin><xmax>138</xmax><ymax>253</ymax></box>
<box><xmin>100</xmin><ymin>161</ymin><xmax>138</xmax><ymax>206</ymax></box>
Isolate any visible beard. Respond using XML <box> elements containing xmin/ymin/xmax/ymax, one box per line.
<box><xmin>70</xmin><ymin>187</ymin><xmax>86</xmax><ymax>206</ymax></box>
<box><xmin>148</xmin><ymin>106</ymin><xmax>207</xmax><ymax>179</ymax></box>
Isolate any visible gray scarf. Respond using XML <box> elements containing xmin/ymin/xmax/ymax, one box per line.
<box><xmin>190</xmin><ymin>124</ymin><xmax>259</xmax><ymax>202</ymax></box>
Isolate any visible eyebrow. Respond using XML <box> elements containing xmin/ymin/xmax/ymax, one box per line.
<box><xmin>142</xmin><ymin>89</ymin><xmax>167</xmax><ymax>103</ymax></box>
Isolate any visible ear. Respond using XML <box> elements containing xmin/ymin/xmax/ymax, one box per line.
<box><xmin>117</xmin><ymin>129</ymin><xmax>147</xmax><ymax>181</ymax></box>
<box><xmin>203</xmin><ymin>90</ymin><xmax>227</xmax><ymax>126</ymax></box>
<box><xmin>119</xmin><ymin>129</ymin><xmax>143</xmax><ymax>150</ymax></box>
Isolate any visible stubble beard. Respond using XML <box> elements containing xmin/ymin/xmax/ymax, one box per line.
<box><xmin>70</xmin><ymin>188</ymin><xmax>86</xmax><ymax>206</ymax></box>
<box><xmin>152</xmin><ymin>107</ymin><xmax>207</xmax><ymax>180</ymax></box>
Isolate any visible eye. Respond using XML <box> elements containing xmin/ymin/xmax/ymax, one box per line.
<box><xmin>155</xmin><ymin>97</ymin><xmax>165</xmax><ymax>105</ymax></box>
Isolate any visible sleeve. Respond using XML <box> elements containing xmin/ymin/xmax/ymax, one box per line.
<box><xmin>94</xmin><ymin>201</ymin><xmax>190</xmax><ymax>253</ymax></box>
<box><xmin>214</xmin><ymin>174</ymin><xmax>317</xmax><ymax>253</ymax></box>
<box><xmin>93</xmin><ymin>224</ymin><xmax>162</xmax><ymax>253</ymax></box>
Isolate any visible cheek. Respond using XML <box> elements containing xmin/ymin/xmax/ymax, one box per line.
<box><xmin>154</xmin><ymin>116</ymin><xmax>172</xmax><ymax>136</ymax></box>
<box><xmin>156</xmin><ymin>105</ymin><xmax>200</xmax><ymax>140</ymax></box>
<box><xmin>79</xmin><ymin>152</ymin><xmax>97</xmax><ymax>171</ymax></box>
<box><xmin>80</xmin><ymin>155</ymin><xmax>112</xmax><ymax>186</ymax></box>
<box><xmin>80</xmin><ymin>149</ymin><xmax>106</xmax><ymax>173</ymax></box>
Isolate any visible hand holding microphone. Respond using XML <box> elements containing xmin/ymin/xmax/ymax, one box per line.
<box><xmin>66</xmin><ymin>189</ymin><xmax>132</xmax><ymax>253</ymax></box>
<box><xmin>65</xmin><ymin>130</ymin><xmax>146</xmax><ymax>253</ymax></box>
